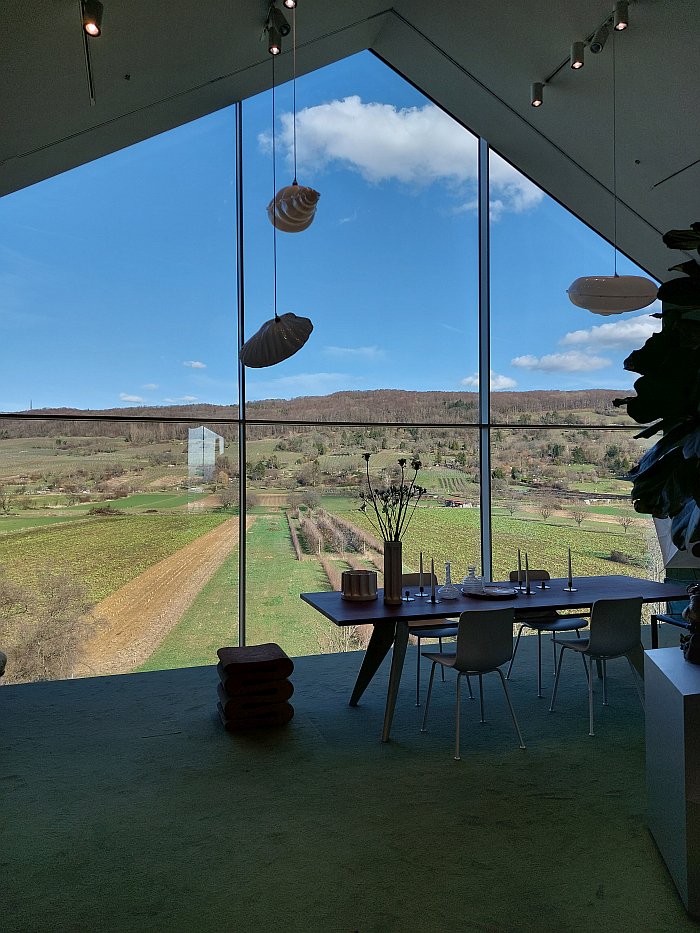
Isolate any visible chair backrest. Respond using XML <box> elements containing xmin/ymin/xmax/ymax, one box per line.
<box><xmin>454</xmin><ymin>608</ymin><xmax>515</xmax><ymax>672</ymax></box>
<box><xmin>509</xmin><ymin>569</ymin><xmax>550</xmax><ymax>582</ymax></box>
<box><xmin>587</xmin><ymin>597</ymin><xmax>642</xmax><ymax>657</ymax></box>
<box><xmin>402</xmin><ymin>572</ymin><xmax>437</xmax><ymax>587</ymax></box>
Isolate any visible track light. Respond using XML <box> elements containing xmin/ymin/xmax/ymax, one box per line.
<box><xmin>614</xmin><ymin>0</ymin><xmax>629</xmax><ymax>30</ymax></box>
<box><xmin>590</xmin><ymin>23</ymin><xmax>609</xmax><ymax>53</ymax></box>
<box><xmin>267</xmin><ymin>23</ymin><xmax>282</xmax><ymax>55</ymax></box>
<box><xmin>283</xmin><ymin>0</ymin><xmax>297</xmax><ymax>7</ymax></box>
<box><xmin>530</xmin><ymin>82</ymin><xmax>544</xmax><ymax>107</ymax></box>
<box><xmin>82</xmin><ymin>0</ymin><xmax>103</xmax><ymax>37</ymax></box>
<box><xmin>269</xmin><ymin>4</ymin><xmax>291</xmax><ymax>37</ymax></box>
<box><xmin>570</xmin><ymin>41</ymin><xmax>585</xmax><ymax>69</ymax></box>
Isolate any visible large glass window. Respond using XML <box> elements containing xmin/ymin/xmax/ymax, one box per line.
<box><xmin>243</xmin><ymin>52</ymin><xmax>479</xmax><ymax>424</ymax></box>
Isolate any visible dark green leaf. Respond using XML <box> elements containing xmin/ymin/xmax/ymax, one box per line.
<box><xmin>657</xmin><ymin>277</ymin><xmax>700</xmax><ymax>308</ymax></box>
<box><xmin>663</xmin><ymin>226</ymin><xmax>700</xmax><ymax>251</ymax></box>
<box><xmin>669</xmin><ymin>260</ymin><xmax>700</xmax><ymax>277</ymax></box>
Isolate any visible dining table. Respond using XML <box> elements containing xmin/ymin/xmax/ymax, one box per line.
<box><xmin>301</xmin><ymin>574</ymin><xmax>689</xmax><ymax>742</ymax></box>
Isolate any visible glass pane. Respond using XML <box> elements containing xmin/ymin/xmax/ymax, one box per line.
<box><xmin>242</xmin><ymin>51</ymin><xmax>478</xmax><ymax>424</ymax></box>
<box><xmin>489</xmin><ymin>149</ymin><xmax>658</xmax><ymax>426</ymax></box>
<box><xmin>488</xmin><ymin>426</ymin><xmax>658</xmax><ymax>583</ymax></box>
<box><xmin>0</xmin><ymin>109</ymin><xmax>237</xmax><ymax>413</ymax></box>
<box><xmin>0</xmin><ymin>418</ymin><xmax>239</xmax><ymax>683</ymax></box>
<box><xmin>244</xmin><ymin>424</ymin><xmax>480</xmax><ymax>656</ymax></box>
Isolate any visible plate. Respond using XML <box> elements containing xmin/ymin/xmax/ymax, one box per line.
<box><xmin>465</xmin><ymin>586</ymin><xmax>517</xmax><ymax>600</ymax></box>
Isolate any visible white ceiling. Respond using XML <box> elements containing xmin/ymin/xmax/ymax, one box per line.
<box><xmin>2</xmin><ymin>0</ymin><xmax>699</xmax><ymax>277</ymax></box>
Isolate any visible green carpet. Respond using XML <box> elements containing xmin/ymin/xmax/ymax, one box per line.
<box><xmin>1</xmin><ymin>632</ymin><xmax>696</xmax><ymax>932</ymax></box>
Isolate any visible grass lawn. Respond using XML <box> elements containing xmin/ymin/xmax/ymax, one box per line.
<box><xmin>101</xmin><ymin>491</ymin><xmax>208</xmax><ymax>511</ymax></box>
<box><xmin>138</xmin><ymin>512</ymin><xmax>334</xmax><ymax>670</ymax></box>
<box><xmin>0</xmin><ymin>514</ymin><xmax>90</xmax><ymax>533</ymax></box>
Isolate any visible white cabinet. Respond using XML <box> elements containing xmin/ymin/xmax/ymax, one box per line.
<box><xmin>645</xmin><ymin>647</ymin><xmax>700</xmax><ymax>917</ymax></box>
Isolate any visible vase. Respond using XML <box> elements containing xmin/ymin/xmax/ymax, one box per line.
<box><xmin>383</xmin><ymin>540</ymin><xmax>403</xmax><ymax>606</ymax></box>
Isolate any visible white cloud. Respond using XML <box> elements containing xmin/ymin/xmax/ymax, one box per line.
<box><xmin>323</xmin><ymin>345</ymin><xmax>385</xmax><ymax>361</ymax></box>
<box><xmin>264</xmin><ymin>97</ymin><xmax>543</xmax><ymax>217</ymax></box>
<box><xmin>183</xmin><ymin>360</ymin><xmax>207</xmax><ymax>369</ymax></box>
<box><xmin>461</xmin><ymin>370</ymin><xmax>517</xmax><ymax>390</ymax></box>
<box><xmin>511</xmin><ymin>351</ymin><xmax>611</xmax><ymax>373</ymax></box>
<box><xmin>120</xmin><ymin>393</ymin><xmax>145</xmax><ymax>403</ymax></box>
<box><xmin>559</xmin><ymin>311</ymin><xmax>661</xmax><ymax>350</ymax></box>
<box><xmin>142</xmin><ymin>383</ymin><xmax>159</xmax><ymax>390</ymax></box>
<box><xmin>180</xmin><ymin>395</ymin><xmax>198</xmax><ymax>402</ymax></box>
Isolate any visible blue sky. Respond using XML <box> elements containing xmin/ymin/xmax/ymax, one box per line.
<box><xmin>0</xmin><ymin>51</ymin><xmax>658</xmax><ymax>413</ymax></box>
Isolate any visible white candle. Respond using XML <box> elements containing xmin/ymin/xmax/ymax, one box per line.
<box><xmin>525</xmin><ymin>552</ymin><xmax>530</xmax><ymax>593</ymax></box>
<box><xmin>568</xmin><ymin>547</ymin><xmax>573</xmax><ymax>585</ymax></box>
<box><xmin>517</xmin><ymin>548</ymin><xmax>522</xmax><ymax>585</ymax></box>
<box><xmin>430</xmin><ymin>558</ymin><xmax>436</xmax><ymax>602</ymax></box>
<box><xmin>419</xmin><ymin>551</ymin><xmax>424</xmax><ymax>591</ymax></box>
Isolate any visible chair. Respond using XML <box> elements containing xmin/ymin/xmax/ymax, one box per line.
<box><xmin>549</xmin><ymin>597</ymin><xmax>643</xmax><ymax>736</ymax></box>
<box><xmin>506</xmin><ymin>570</ymin><xmax>587</xmax><ymax>698</ymax></box>
<box><xmin>403</xmin><ymin>572</ymin><xmax>463</xmax><ymax>706</ymax></box>
<box><xmin>650</xmin><ymin>578</ymin><xmax>692</xmax><ymax>648</ymax></box>
<box><xmin>420</xmin><ymin>607</ymin><xmax>525</xmax><ymax>759</ymax></box>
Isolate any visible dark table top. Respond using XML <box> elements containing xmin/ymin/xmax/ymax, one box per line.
<box><xmin>301</xmin><ymin>575</ymin><xmax>689</xmax><ymax>627</ymax></box>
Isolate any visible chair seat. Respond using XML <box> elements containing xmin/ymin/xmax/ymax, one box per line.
<box><xmin>410</xmin><ymin>624</ymin><xmax>459</xmax><ymax>639</ymax></box>
<box><xmin>519</xmin><ymin>615</ymin><xmax>587</xmax><ymax>633</ymax></box>
<box><xmin>422</xmin><ymin>651</ymin><xmax>457</xmax><ymax>667</ymax></box>
<box><xmin>555</xmin><ymin>637</ymin><xmax>590</xmax><ymax>653</ymax></box>
<box><xmin>653</xmin><ymin>613</ymin><xmax>689</xmax><ymax>630</ymax></box>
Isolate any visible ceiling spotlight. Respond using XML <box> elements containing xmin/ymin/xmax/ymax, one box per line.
<box><xmin>570</xmin><ymin>41</ymin><xmax>585</xmax><ymax>69</ymax></box>
<box><xmin>267</xmin><ymin>23</ymin><xmax>282</xmax><ymax>55</ymax></box>
<box><xmin>590</xmin><ymin>23</ymin><xmax>609</xmax><ymax>53</ymax></box>
<box><xmin>614</xmin><ymin>0</ymin><xmax>629</xmax><ymax>30</ymax></box>
<box><xmin>283</xmin><ymin>0</ymin><xmax>297</xmax><ymax>7</ymax></box>
<box><xmin>530</xmin><ymin>82</ymin><xmax>544</xmax><ymax>107</ymax></box>
<box><xmin>269</xmin><ymin>4</ymin><xmax>291</xmax><ymax>37</ymax></box>
<box><xmin>82</xmin><ymin>0</ymin><xmax>103</xmax><ymax>37</ymax></box>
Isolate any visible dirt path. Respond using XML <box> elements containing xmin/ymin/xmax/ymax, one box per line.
<box><xmin>77</xmin><ymin>516</ymin><xmax>252</xmax><ymax>677</ymax></box>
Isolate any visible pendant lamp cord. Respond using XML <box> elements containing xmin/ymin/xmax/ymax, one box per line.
<box><xmin>612</xmin><ymin>25</ymin><xmax>618</xmax><ymax>278</ymax></box>
<box><xmin>292</xmin><ymin>5</ymin><xmax>298</xmax><ymax>186</ymax></box>
<box><xmin>272</xmin><ymin>52</ymin><xmax>279</xmax><ymax>321</ymax></box>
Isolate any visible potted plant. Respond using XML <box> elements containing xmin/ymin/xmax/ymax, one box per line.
<box><xmin>614</xmin><ymin>222</ymin><xmax>700</xmax><ymax>553</ymax></box>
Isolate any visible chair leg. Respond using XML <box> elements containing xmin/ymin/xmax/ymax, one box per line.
<box><xmin>496</xmin><ymin>668</ymin><xmax>526</xmax><ymax>749</ymax></box>
<box><xmin>438</xmin><ymin>637</ymin><xmax>445</xmax><ymax>681</ymax></box>
<box><xmin>626</xmin><ymin>656</ymin><xmax>645</xmax><ymax>709</ymax></box>
<box><xmin>602</xmin><ymin>658</ymin><xmax>608</xmax><ymax>706</ymax></box>
<box><xmin>537</xmin><ymin>630</ymin><xmax>543</xmax><ymax>698</ymax></box>
<box><xmin>415</xmin><ymin>637</ymin><xmax>421</xmax><ymax>706</ymax></box>
<box><xmin>588</xmin><ymin>656</ymin><xmax>595</xmax><ymax>737</ymax></box>
<box><xmin>506</xmin><ymin>625</ymin><xmax>525</xmax><ymax>680</ymax></box>
<box><xmin>552</xmin><ymin>634</ymin><xmax>557</xmax><ymax>674</ymax></box>
<box><xmin>421</xmin><ymin>661</ymin><xmax>437</xmax><ymax>732</ymax></box>
<box><xmin>478</xmin><ymin>673</ymin><xmax>485</xmax><ymax>723</ymax></box>
<box><xmin>466</xmin><ymin>674</ymin><xmax>474</xmax><ymax>700</ymax></box>
<box><xmin>581</xmin><ymin>652</ymin><xmax>590</xmax><ymax>683</ymax></box>
<box><xmin>454</xmin><ymin>673</ymin><xmax>462</xmax><ymax>761</ymax></box>
<box><xmin>550</xmin><ymin>645</ymin><xmax>566</xmax><ymax>712</ymax></box>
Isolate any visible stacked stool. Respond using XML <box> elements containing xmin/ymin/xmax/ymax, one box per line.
<box><xmin>217</xmin><ymin>643</ymin><xmax>294</xmax><ymax>732</ymax></box>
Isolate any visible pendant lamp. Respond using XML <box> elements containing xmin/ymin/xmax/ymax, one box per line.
<box><xmin>239</xmin><ymin>12</ymin><xmax>313</xmax><ymax>369</ymax></box>
<box><xmin>567</xmin><ymin>27</ymin><xmax>657</xmax><ymax>315</ymax></box>
<box><xmin>267</xmin><ymin>2</ymin><xmax>320</xmax><ymax>232</ymax></box>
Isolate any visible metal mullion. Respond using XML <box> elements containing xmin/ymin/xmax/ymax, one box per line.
<box><xmin>235</xmin><ymin>102</ymin><xmax>247</xmax><ymax>647</ymax></box>
<box><xmin>478</xmin><ymin>137</ymin><xmax>492</xmax><ymax>581</ymax></box>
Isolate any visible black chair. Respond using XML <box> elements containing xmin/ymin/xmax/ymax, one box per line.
<box><xmin>506</xmin><ymin>570</ymin><xmax>587</xmax><ymax>698</ymax></box>
<box><xmin>650</xmin><ymin>579</ymin><xmax>693</xmax><ymax>648</ymax></box>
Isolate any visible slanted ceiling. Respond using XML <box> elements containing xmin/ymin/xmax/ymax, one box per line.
<box><xmin>2</xmin><ymin>0</ymin><xmax>699</xmax><ymax>278</ymax></box>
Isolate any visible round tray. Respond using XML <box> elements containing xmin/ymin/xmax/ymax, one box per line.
<box><xmin>465</xmin><ymin>586</ymin><xmax>517</xmax><ymax>600</ymax></box>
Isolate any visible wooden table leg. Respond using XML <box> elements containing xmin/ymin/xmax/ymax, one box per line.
<box><xmin>382</xmin><ymin>619</ymin><xmax>409</xmax><ymax>743</ymax></box>
<box><xmin>349</xmin><ymin>622</ymin><xmax>396</xmax><ymax>707</ymax></box>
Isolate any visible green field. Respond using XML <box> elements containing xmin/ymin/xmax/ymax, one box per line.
<box><xmin>0</xmin><ymin>513</ymin><xmax>229</xmax><ymax>602</ymax></box>
<box><xmin>98</xmin><ymin>491</ymin><xmax>208</xmax><ymax>511</ymax></box>
<box><xmin>0</xmin><ymin>514</ymin><xmax>90</xmax><ymax>533</ymax></box>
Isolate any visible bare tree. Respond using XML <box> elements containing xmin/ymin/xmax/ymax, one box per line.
<box><xmin>617</xmin><ymin>514</ymin><xmax>635</xmax><ymax>534</ymax></box>
<box><xmin>504</xmin><ymin>497</ymin><xmax>518</xmax><ymax>517</ymax></box>
<box><xmin>0</xmin><ymin>485</ymin><xmax>11</xmax><ymax>514</ymax></box>
<box><xmin>539</xmin><ymin>501</ymin><xmax>556</xmax><ymax>522</ymax></box>
<box><xmin>571</xmin><ymin>509</ymin><xmax>586</xmax><ymax>528</ymax></box>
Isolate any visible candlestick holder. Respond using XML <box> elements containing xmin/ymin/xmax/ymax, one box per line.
<box><xmin>563</xmin><ymin>583</ymin><xmax>577</xmax><ymax>593</ymax></box>
<box><xmin>415</xmin><ymin>587</ymin><xmax>429</xmax><ymax>598</ymax></box>
<box><xmin>402</xmin><ymin>590</ymin><xmax>415</xmax><ymax>602</ymax></box>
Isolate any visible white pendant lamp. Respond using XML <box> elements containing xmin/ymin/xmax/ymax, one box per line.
<box><xmin>267</xmin><ymin>2</ymin><xmax>320</xmax><ymax>233</ymax></box>
<box><xmin>239</xmin><ymin>13</ymin><xmax>313</xmax><ymax>369</ymax></box>
<box><xmin>567</xmin><ymin>27</ymin><xmax>656</xmax><ymax>316</ymax></box>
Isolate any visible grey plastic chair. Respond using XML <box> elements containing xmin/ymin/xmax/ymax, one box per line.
<box><xmin>549</xmin><ymin>596</ymin><xmax>643</xmax><ymax>736</ymax></box>
<box><xmin>506</xmin><ymin>570</ymin><xmax>587</xmax><ymax>698</ymax></box>
<box><xmin>420</xmin><ymin>607</ymin><xmax>525</xmax><ymax>760</ymax></box>
<box><xmin>403</xmin><ymin>572</ymin><xmax>463</xmax><ymax>706</ymax></box>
